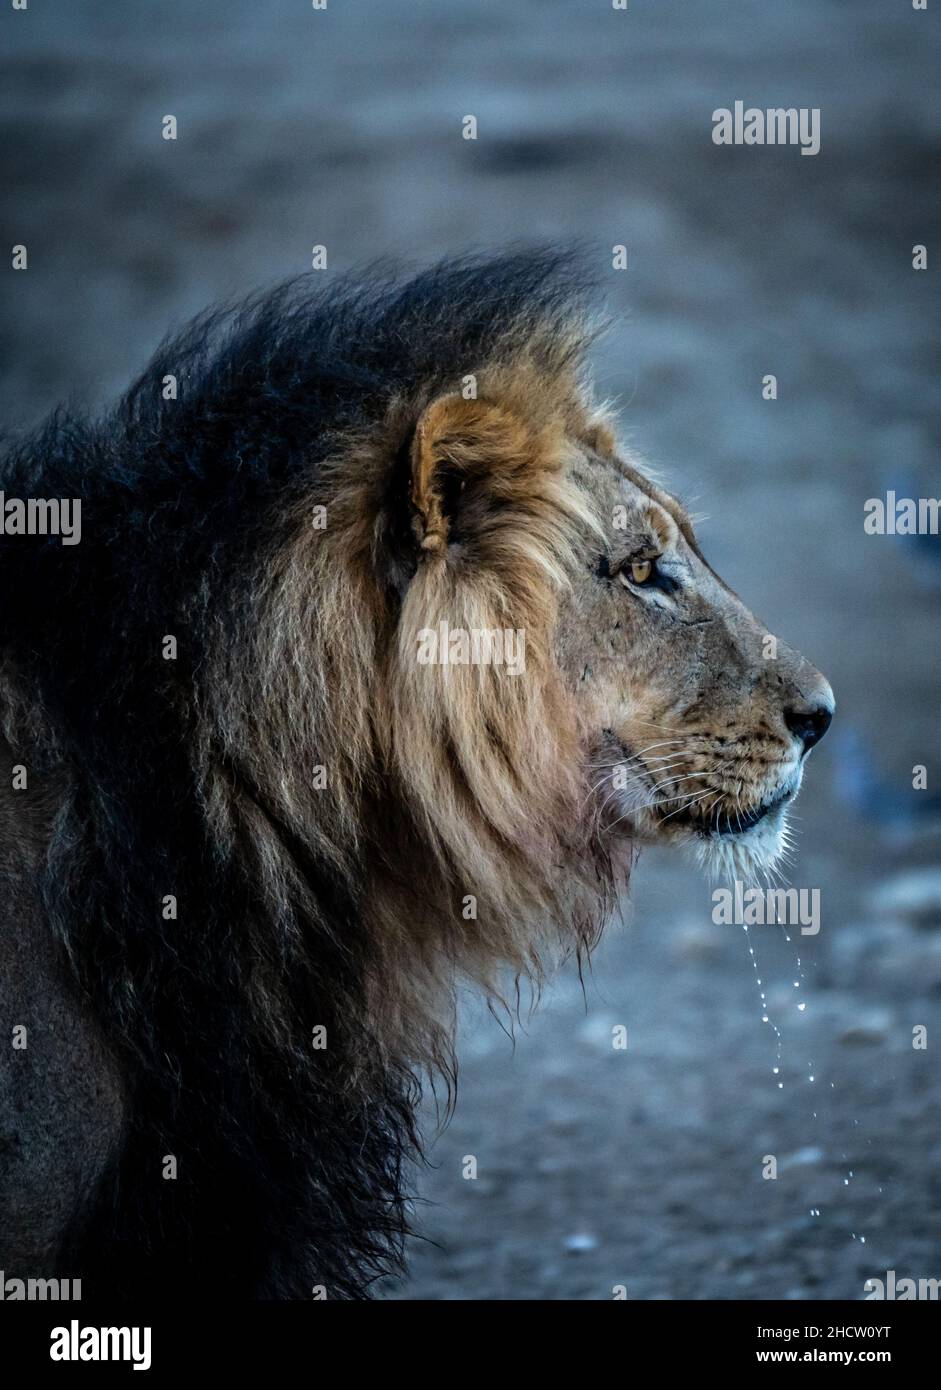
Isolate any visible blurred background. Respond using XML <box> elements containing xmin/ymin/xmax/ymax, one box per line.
<box><xmin>2</xmin><ymin>0</ymin><xmax>939</xmax><ymax>1299</ymax></box>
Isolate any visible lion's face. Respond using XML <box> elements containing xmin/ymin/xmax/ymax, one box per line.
<box><xmin>397</xmin><ymin>388</ymin><xmax>832</xmax><ymax>894</ymax></box>
<box><xmin>556</xmin><ymin>442</ymin><xmax>834</xmax><ymax>878</ymax></box>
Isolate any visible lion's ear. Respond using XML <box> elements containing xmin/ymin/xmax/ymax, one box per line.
<box><xmin>409</xmin><ymin>394</ymin><xmax>527</xmax><ymax>553</ymax></box>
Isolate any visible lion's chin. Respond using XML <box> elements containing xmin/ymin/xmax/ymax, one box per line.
<box><xmin>617</xmin><ymin>800</ymin><xmax>792</xmax><ymax>884</ymax></box>
<box><xmin>691</xmin><ymin>802</ymin><xmax>791</xmax><ymax>884</ymax></box>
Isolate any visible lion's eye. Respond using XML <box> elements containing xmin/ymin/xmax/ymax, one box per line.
<box><xmin>620</xmin><ymin>558</ymin><xmax>655</xmax><ymax>587</ymax></box>
<box><xmin>600</xmin><ymin>553</ymin><xmax>678</xmax><ymax>595</ymax></box>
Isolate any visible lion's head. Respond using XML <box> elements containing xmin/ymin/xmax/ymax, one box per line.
<box><xmin>201</xmin><ymin>251</ymin><xmax>833</xmax><ymax>1069</ymax></box>
<box><xmin>396</xmin><ymin>389</ymin><xmax>834</xmax><ymax>892</ymax></box>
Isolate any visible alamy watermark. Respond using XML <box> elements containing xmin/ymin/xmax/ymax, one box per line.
<box><xmin>0</xmin><ymin>493</ymin><xmax>81</xmax><ymax>545</ymax></box>
<box><xmin>416</xmin><ymin>621</ymin><xmax>526</xmax><ymax>676</ymax></box>
<box><xmin>864</xmin><ymin>491</ymin><xmax>939</xmax><ymax>535</ymax></box>
<box><xmin>864</xmin><ymin>1270</ymin><xmax>940</xmax><ymax>1300</ymax></box>
<box><xmin>712</xmin><ymin>880</ymin><xmax>820</xmax><ymax>935</ymax></box>
<box><xmin>712</xmin><ymin>102</ymin><xmax>820</xmax><ymax>156</ymax></box>
<box><xmin>0</xmin><ymin>1270</ymin><xmax>81</xmax><ymax>1299</ymax></box>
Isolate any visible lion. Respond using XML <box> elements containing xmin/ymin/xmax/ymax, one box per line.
<box><xmin>0</xmin><ymin>250</ymin><xmax>833</xmax><ymax>1299</ymax></box>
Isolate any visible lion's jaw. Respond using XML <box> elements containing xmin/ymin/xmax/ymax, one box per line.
<box><xmin>604</xmin><ymin>735</ymin><xmax>804</xmax><ymax>879</ymax></box>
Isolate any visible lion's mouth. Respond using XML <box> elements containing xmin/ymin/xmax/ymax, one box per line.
<box><xmin>663</xmin><ymin>789</ymin><xmax>791</xmax><ymax>838</ymax></box>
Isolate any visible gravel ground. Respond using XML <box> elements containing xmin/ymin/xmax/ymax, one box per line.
<box><xmin>1</xmin><ymin>0</ymin><xmax>939</xmax><ymax>1300</ymax></box>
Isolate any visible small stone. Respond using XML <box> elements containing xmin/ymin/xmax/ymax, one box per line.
<box><xmin>838</xmin><ymin>1009</ymin><xmax>892</xmax><ymax>1045</ymax></box>
<box><xmin>872</xmin><ymin>871</ymin><xmax>941</xmax><ymax>928</ymax></box>
<box><xmin>839</xmin><ymin>1025</ymin><xmax>887</xmax><ymax>1046</ymax></box>
<box><xmin>563</xmin><ymin>1232</ymin><xmax>598</xmax><ymax>1254</ymax></box>
<box><xmin>780</xmin><ymin>1145</ymin><xmax>824</xmax><ymax>1170</ymax></box>
<box><xmin>673</xmin><ymin>923</ymin><xmax>723</xmax><ymax>963</ymax></box>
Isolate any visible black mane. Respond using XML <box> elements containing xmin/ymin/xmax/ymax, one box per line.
<box><xmin>0</xmin><ymin>249</ymin><xmax>593</xmax><ymax>1298</ymax></box>
<box><xmin>2</xmin><ymin>248</ymin><xmax>593</xmax><ymax>730</ymax></box>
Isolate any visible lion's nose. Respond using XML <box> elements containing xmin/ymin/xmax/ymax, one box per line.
<box><xmin>784</xmin><ymin>703</ymin><xmax>833</xmax><ymax>753</ymax></box>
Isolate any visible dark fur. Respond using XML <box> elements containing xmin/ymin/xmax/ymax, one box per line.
<box><xmin>0</xmin><ymin>251</ymin><xmax>599</xmax><ymax>1299</ymax></box>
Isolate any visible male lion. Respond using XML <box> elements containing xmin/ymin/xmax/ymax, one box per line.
<box><xmin>0</xmin><ymin>251</ymin><xmax>832</xmax><ymax>1299</ymax></box>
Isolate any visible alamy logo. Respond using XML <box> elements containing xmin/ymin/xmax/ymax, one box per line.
<box><xmin>50</xmin><ymin>1321</ymin><xmax>152</xmax><ymax>1371</ymax></box>
<box><xmin>864</xmin><ymin>491</ymin><xmax>939</xmax><ymax>535</ymax></box>
<box><xmin>0</xmin><ymin>1271</ymin><xmax>81</xmax><ymax>1299</ymax></box>
<box><xmin>0</xmin><ymin>492</ymin><xmax>82</xmax><ymax>545</ymax></box>
<box><xmin>865</xmin><ymin>1270</ymin><xmax>940</xmax><ymax>1300</ymax></box>
<box><xmin>416</xmin><ymin>621</ymin><xmax>526</xmax><ymax>676</ymax></box>
<box><xmin>712</xmin><ymin>879</ymin><xmax>820</xmax><ymax>935</ymax></box>
<box><xmin>712</xmin><ymin>102</ymin><xmax>820</xmax><ymax>156</ymax></box>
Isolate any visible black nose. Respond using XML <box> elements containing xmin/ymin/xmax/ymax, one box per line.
<box><xmin>784</xmin><ymin>704</ymin><xmax>832</xmax><ymax>753</ymax></box>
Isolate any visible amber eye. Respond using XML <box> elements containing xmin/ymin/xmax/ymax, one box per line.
<box><xmin>620</xmin><ymin>558</ymin><xmax>654</xmax><ymax>587</ymax></box>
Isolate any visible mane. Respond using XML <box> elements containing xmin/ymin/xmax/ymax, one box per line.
<box><xmin>0</xmin><ymin>250</ymin><xmax>620</xmax><ymax>1298</ymax></box>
